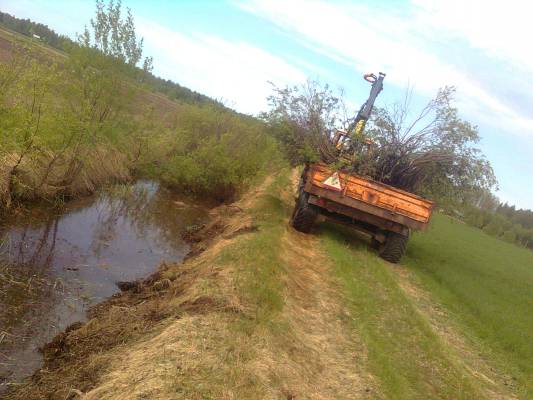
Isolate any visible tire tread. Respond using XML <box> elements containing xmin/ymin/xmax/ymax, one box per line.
<box><xmin>379</xmin><ymin>232</ymin><xmax>408</xmax><ymax>263</ymax></box>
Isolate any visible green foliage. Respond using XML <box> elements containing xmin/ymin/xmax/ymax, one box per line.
<box><xmin>0</xmin><ymin>0</ymin><xmax>281</xmax><ymax>210</ymax></box>
<box><xmin>0</xmin><ymin>40</ymin><xmax>139</xmax><ymax>209</ymax></box>
<box><xmin>366</xmin><ymin>87</ymin><xmax>497</xmax><ymax>200</ymax></box>
<box><xmin>462</xmin><ymin>201</ymin><xmax>533</xmax><ymax>250</ymax></box>
<box><xmin>0</xmin><ymin>30</ymin><xmax>278</xmax><ymax>210</ymax></box>
<box><xmin>501</xmin><ymin>228</ymin><xmax>517</xmax><ymax>243</ymax></box>
<box><xmin>147</xmin><ymin>105</ymin><xmax>281</xmax><ymax>202</ymax></box>
<box><xmin>263</xmin><ymin>80</ymin><xmax>496</xmax><ymax>210</ymax></box>
<box><xmin>261</xmin><ymin>79</ymin><xmax>346</xmax><ymax>165</ymax></box>
<box><xmin>483</xmin><ymin>216</ymin><xmax>505</xmax><ymax>236</ymax></box>
<box><xmin>83</xmin><ymin>0</ymin><xmax>146</xmax><ymax>67</ymax></box>
<box><xmin>139</xmin><ymin>72</ymin><xmax>221</xmax><ymax>106</ymax></box>
<box><xmin>497</xmin><ymin>202</ymin><xmax>533</xmax><ymax>229</ymax></box>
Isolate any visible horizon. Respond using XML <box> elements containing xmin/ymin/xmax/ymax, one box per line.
<box><xmin>2</xmin><ymin>0</ymin><xmax>532</xmax><ymax>209</ymax></box>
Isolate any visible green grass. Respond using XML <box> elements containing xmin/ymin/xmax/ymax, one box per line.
<box><xmin>216</xmin><ymin>170</ymin><xmax>292</xmax><ymax>330</ymax></box>
<box><xmin>169</xmin><ymin>171</ymin><xmax>293</xmax><ymax>399</ymax></box>
<box><xmin>316</xmin><ymin>210</ymin><xmax>532</xmax><ymax>398</ymax></box>
<box><xmin>407</xmin><ymin>213</ymin><xmax>533</xmax><ymax>398</ymax></box>
<box><xmin>319</xmin><ymin>224</ymin><xmax>486</xmax><ymax>399</ymax></box>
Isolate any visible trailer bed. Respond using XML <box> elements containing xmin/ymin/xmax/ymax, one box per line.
<box><xmin>303</xmin><ymin>163</ymin><xmax>434</xmax><ymax>231</ymax></box>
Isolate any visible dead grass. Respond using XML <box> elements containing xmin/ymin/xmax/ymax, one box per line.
<box><xmin>264</xmin><ymin>229</ymin><xmax>376</xmax><ymax>399</ymax></box>
<box><xmin>0</xmin><ymin>146</ymin><xmax>131</xmax><ymax>210</ymax></box>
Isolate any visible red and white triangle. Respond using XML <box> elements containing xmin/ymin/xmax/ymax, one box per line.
<box><xmin>322</xmin><ymin>172</ymin><xmax>342</xmax><ymax>191</ymax></box>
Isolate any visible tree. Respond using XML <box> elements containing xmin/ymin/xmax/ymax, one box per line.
<box><xmin>142</xmin><ymin>56</ymin><xmax>154</xmax><ymax>74</ymax></box>
<box><xmin>80</xmin><ymin>0</ymin><xmax>150</xmax><ymax>68</ymax></box>
<box><xmin>261</xmin><ymin>79</ymin><xmax>347</xmax><ymax>165</ymax></box>
<box><xmin>263</xmin><ymin>81</ymin><xmax>497</xmax><ymax>204</ymax></box>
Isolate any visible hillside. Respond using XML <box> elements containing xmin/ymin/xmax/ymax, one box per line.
<box><xmin>4</xmin><ymin>169</ymin><xmax>530</xmax><ymax>399</ymax></box>
<box><xmin>0</xmin><ymin>11</ymin><xmax>220</xmax><ymax>108</ymax></box>
<box><xmin>0</xmin><ymin>26</ymin><xmax>211</xmax><ymax>120</ymax></box>
<box><xmin>0</xmin><ymin>22</ymin><xmax>277</xmax><ymax>214</ymax></box>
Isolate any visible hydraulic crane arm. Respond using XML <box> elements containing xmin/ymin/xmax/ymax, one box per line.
<box><xmin>347</xmin><ymin>72</ymin><xmax>386</xmax><ymax>136</ymax></box>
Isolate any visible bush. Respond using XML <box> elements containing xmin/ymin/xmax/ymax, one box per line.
<box><xmin>145</xmin><ymin>105</ymin><xmax>281</xmax><ymax>202</ymax></box>
<box><xmin>501</xmin><ymin>229</ymin><xmax>517</xmax><ymax>244</ymax></box>
<box><xmin>0</xmin><ymin>43</ymin><xmax>142</xmax><ymax>210</ymax></box>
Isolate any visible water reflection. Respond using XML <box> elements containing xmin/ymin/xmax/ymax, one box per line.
<box><xmin>0</xmin><ymin>181</ymin><xmax>207</xmax><ymax>389</ymax></box>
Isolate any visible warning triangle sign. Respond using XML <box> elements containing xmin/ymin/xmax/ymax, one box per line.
<box><xmin>322</xmin><ymin>172</ymin><xmax>343</xmax><ymax>191</ymax></box>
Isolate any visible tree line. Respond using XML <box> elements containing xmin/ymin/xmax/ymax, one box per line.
<box><xmin>0</xmin><ymin>10</ymin><xmax>71</xmax><ymax>49</ymax></box>
<box><xmin>464</xmin><ymin>200</ymin><xmax>533</xmax><ymax>249</ymax></box>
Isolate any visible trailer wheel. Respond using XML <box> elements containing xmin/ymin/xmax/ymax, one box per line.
<box><xmin>291</xmin><ymin>192</ymin><xmax>318</xmax><ymax>233</ymax></box>
<box><xmin>370</xmin><ymin>237</ymin><xmax>382</xmax><ymax>250</ymax></box>
<box><xmin>379</xmin><ymin>232</ymin><xmax>409</xmax><ymax>263</ymax></box>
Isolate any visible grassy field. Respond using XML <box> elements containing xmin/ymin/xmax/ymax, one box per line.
<box><xmin>320</xmin><ymin>225</ymin><xmax>485</xmax><ymax>399</ymax></box>
<box><xmin>407</xmin><ymin>213</ymin><xmax>533</xmax><ymax>397</ymax></box>
<box><xmin>318</xmin><ymin>212</ymin><xmax>531</xmax><ymax>399</ymax></box>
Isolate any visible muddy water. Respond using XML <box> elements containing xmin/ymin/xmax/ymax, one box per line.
<box><xmin>0</xmin><ymin>181</ymin><xmax>208</xmax><ymax>391</ymax></box>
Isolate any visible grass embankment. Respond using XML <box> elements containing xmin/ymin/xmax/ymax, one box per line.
<box><xmin>7</xmin><ymin>170</ymin><xmax>528</xmax><ymax>399</ymax></box>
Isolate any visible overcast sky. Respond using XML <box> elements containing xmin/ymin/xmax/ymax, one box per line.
<box><xmin>2</xmin><ymin>0</ymin><xmax>532</xmax><ymax>209</ymax></box>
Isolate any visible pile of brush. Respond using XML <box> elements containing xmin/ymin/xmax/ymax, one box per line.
<box><xmin>317</xmin><ymin>87</ymin><xmax>496</xmax><ymax>196</ymax></box>
<box><xmin>318</xmin><ymin>130</ymin><xmax>458</xmax><ymax>193</ymax></box>
<box><xmin>264</xmin><ymin>80</ymin><xmax>496</xmax><ymax>198</ymax></box>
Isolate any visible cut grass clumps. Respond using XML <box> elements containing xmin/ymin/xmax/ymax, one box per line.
<box><xmin>407</xmin><ymin>213</ymin><xmax>533</xmax><ymax>398</ymax></box>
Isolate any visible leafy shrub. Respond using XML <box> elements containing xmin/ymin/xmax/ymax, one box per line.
<box><xmin>0</xmin><ymin>43</ymin><xmax>139</xmax><ymax>210</ymax></box>
<box><xmin>147</xmin><ymin>105</ymin><xmax>280</xmax><ymax>202</ymax></box>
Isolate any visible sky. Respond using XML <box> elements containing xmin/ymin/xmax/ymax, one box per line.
<box><xmin>2</xmin><ymin>0</ymin><xmax>532</xmax><ymax>209</ymax></box>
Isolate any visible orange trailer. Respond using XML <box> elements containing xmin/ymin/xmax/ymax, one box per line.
<box><xmin>290</xmin><ymin>72</ymin><xmax>435</xmax><ymax>262</ymax></box>
<box><xmin>291</xmin><ymin>163</ymin><xmax>434</xmax><ymax>263</ymax></box>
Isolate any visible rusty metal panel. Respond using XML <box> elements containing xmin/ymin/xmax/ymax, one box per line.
<box><xmin>308</xmin><ymin>195</ymin><xmax>410</xmax><ymax>235</ymax></box>
<box><xmin>305</xmin><ymin>164</ymin><xmax>433</xmax><ymax>230</ymax></box>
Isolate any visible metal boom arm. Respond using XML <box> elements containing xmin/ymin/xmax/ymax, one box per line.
<box><xmin>347</xmin><ymin>72</ymin><xmax>386</xmax><ymax>134</ymax></box>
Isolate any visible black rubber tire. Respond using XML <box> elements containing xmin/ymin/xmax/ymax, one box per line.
<box><xmin>291</xmin><ymin>192</ymin><xmax>318</xmax><ymax>233</ymax></box>
<box><xmin>379</xmin><ymin>232</ymin><xmax>409</xmax><ymax>263</ymax></box>
<box><xmin>370</xmin><ymin>237</ymin><xmax>382</xmax><ymax>250</ymax></box>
